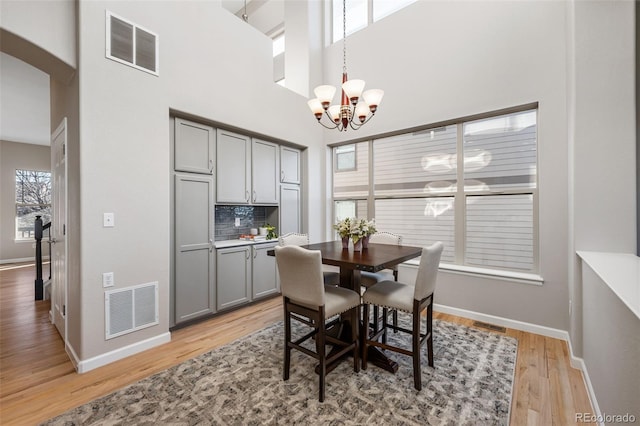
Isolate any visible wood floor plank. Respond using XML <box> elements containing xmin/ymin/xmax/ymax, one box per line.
<box><xmin>0</xmin><ymin>263</ymin><xmax>594</xmax><ymax>425</ymax></box>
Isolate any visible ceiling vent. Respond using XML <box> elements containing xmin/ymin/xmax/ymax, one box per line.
<box><xmin>106</xmin><ymin>11</ymin><xmax>159</xmax><ymax>76</ymax></box>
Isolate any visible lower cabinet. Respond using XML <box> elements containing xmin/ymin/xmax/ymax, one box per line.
<box><xmin>216</xmin><ymin>242</ymin><xmax>279</xmax><ymax>312</ymax></box>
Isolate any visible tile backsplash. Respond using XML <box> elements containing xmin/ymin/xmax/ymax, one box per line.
<box><xmin>215</xmin><ymin>205</ymin><xmax>269</xmax><ymax>241</ymax></box>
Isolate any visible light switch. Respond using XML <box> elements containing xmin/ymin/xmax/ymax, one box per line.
<box><xmin>103</xmin><ymin>212</ymin><xmax>115</xmax><ymax>227</ymax></box>
<box><xmin>103</xmin><ymin>272</ymin><xmax>114</xmax><ymax>288</ymax></box>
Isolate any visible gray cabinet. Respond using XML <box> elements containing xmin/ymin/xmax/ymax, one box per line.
<box><xmin>280</xmin><ymin>184</ymin><xmax>301</xmax><ymax>235</ymax></box>
<box><xmin>216</xmin><ymin>245</ymin><xmax>251</xmax><ymax>311</ymax></box>
<box><xmin>174</xmin><ymin>118</ymin><xmax>214</xmax><ymax>175</ymax></box>
<box><xmin>252</xmin><ymin>139</ymin><xmax>279</xmax><ymax>204</ymax></box>
<box><xmin>280</xmin><ymin>146</ymin><xmax>301</xmax><ymax>184</ymax></box>
<box><xmin>216</xmin><ymin>129</ymin><xmax>251</xmax><ymax>203</ymax></box>
<box><xmin>252</xmin><ymin>242</ymin><xmax>279</xmax><ymax>299</ymax></box>
<box><xmin>174</xmin><ymin>173</ymin><xmax>215</xmax><ymax>324</ymax></box>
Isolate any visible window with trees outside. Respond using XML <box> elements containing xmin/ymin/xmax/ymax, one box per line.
<box><xmin>332</xmin><ymin>107</ymin><xmax>538</xmax><ymax>275</ymax></box>
<box><xmin>15</xmin><ymin>170</ymin><xmax>52</xmax><ymax>240</ymax></box>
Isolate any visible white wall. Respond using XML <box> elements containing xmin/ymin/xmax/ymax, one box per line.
<box><xmin>319</xmin><ymin>1</ymin><xmax>571</xmax><ymax>330</ymax></box>
<box><xmin>75</xmin><ymin>1</ymin><xmax>323</xmax><ymax>361</ymax></box>
<box><xmin>569</xmin><ymin>0</ymin><xmax>636</xmax><ymax>358</ymax></box>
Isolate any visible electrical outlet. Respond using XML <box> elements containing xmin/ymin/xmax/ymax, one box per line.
<box><xmin>103</xmin><ymin>212</ymin><xmax>115</xmax><ymax>227</ymax></box>
<box><xmin>103</xmin><ymin>272</ymin><xmax>114</xmax><ymax>288</ymax></box>
<box><xmin>235</xmin><ymin>217</ymin><xmax>241</xmax><ymax>227</ymax></box>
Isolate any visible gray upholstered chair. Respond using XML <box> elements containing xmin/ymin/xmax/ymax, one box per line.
<box><xmin>360</xmin><ymin>231</ymin><xmax>403</xmax><ymax>334</ymax></box>
<box><xmin>278</xmin><ymin>232</ymin><xmax>341</xmax><ymax>286</ymax></box>
<box><xmin>362</xmin><ymin>241</ymin><xmax>443</xmax><ymax>390</ymax></box>
<box><xmin>274</xmin><ymin>245</ymin><xmax>360</xmax><ymax>402</ymax></box>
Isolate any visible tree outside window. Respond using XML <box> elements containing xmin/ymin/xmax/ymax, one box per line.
<box><xmin>15</xmin><ymin>170</ymin><xmax>52</xmax><ymax>240</ymax></box>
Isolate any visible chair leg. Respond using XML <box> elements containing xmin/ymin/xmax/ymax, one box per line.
<box><xmin>392</xmin><ymin>310</ymin><xmax>398</xmax><ymax>333</ymax></box>
<box><xmin>382</xmin><ymin>307</ymin><xmax>388</xmax><ymax>344</ymax></box>
<box><xmin>283</xmin><ymin>303</ymin><xmax>291</xmax><ymax>381</ymax></box>
<box><xmin>427</xmin><ymin>301</ymin><xmax>434</xmax><ymax>367</ymax></box>
<box><xmin>372</xmin><ymin>305</ymin><xmax>379</xmax><ymax>333</ymax></box>
<box><xmin>352</xmin><ymin>305</ymin><xmax>360</xmax><ymax>373</ymax></box>
<box><xmin>412</xmin><ymin>307</ymin><xmax>422</xmax><ymax>391</ymax></box>
<box><xmin>316</xmin><ymin>319</ymin><xmax>326</xmax><ymax>402</ymax></box>
<box><xmin>362</xmin><ymin>303</ymin><xmax>370</xmax><ymax>370</ymax></box>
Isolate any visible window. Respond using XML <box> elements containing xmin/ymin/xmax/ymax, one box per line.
<box><xmin>15</xmin><ymin>170</ymin><xmax>52</xmax><ymax>240</ymax></box>
<box><xmin>331</xmin><ymin>107</ymin><xmax>538</xmax><ymax>274</ymax></box>
<box><xmin>272</xmin><ymin>31</ymin><xmax>285</xmax><ymax>85</ymax></box>
<box><xmin>272</xmin><ymin>33</ymin><xmax>285</xmax><ymax>57</ymax></box>
<box><xmin>335</xmin><ymin>144</ymin><xmax>357</xmax><ymax>171</ymax></box>
<box><xmin>332</xmin><ymin>0</ymin><xmax>416</xmax><ymax>42</ymax></box>
<box><xmin>106</xmin><ymin>11</ymin><xmax>159</xmax><ymax>75</ymax></box>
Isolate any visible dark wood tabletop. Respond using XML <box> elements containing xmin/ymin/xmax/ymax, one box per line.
<box><xmin>302</xmin><ymin>241</ymin><xmax>423</xmax><ymax>273</ymax></box>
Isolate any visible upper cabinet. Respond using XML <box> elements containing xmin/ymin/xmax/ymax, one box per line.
<box><xmin>216</xmin><ymin>129</ymin><xmax>251</xmax><ymax>203</ymax></box>
<box><xmin>175</xmin><ymin>118</ymin><xmax>215</xmax><ymax>175</ymax></box>
<box><xmin>217</xmin><ymin>130</ymin><xmax>279</xmax><ymax>205</ymax></box>
<box><xmin>252</xmin><ymin>139</ymin><xmax>279</xmax><ymax>204</ymax></box>
<box><xmin>280</xmin><ymin>146</ymin><xmax>301</xmax><ymax>184</ymax></box>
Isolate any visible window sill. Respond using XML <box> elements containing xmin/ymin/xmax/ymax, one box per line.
<box><xmin>400</xmin><ymin>259</ymin><xmax>544</xmax><ymax>286</ymax></box>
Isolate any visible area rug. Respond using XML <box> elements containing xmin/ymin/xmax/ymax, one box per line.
<box><xmin>43</xmin><ymin>315</ymin><xmax>517</xmax><ymax>425</ymax></box>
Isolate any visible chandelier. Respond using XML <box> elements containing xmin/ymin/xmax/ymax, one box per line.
<box><xmin>307</xmin><ymin>0</ymin><xmax>384</xmax><ymax>131</ymax></box>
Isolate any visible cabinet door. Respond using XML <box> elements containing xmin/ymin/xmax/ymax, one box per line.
<box><xmin>175</xmin><ymin>118</ymin><xmax>214</xmax><ymax>174</ymax></box>
<box><xmin>252</xmin><ymin>243</ymin><xmax>279</xmax><ymax>299</ymax></box>
<box><xmin>217</xmin><ymin>129</ymin><xmax>251</xmax><ymax>203</ymax></box>
<box><xmin>280</xmin><ymin>146</ymin><xmax>301</xmax><ymax>184</ymax></box>
<box><xmin>175</xmin><ymin>174</ymin><xmax>215</xmax><ymax>324</ymax></box>
<box><xmin>252</xmin><ymin>139</ymin><xmax>279</xmax><ymax>204</ymax></box>
<box><xmin>280</xmin><ymin>184</ymin><xmax>301</xmax><ymax>235</ymax></box>
<box><xmin>216</xmin><ymin>246</ymin><xmax>251</xmax><ymax>310</ymax></box>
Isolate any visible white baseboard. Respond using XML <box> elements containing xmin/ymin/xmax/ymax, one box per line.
<box><xmin>434</xmin><ymin>303</ymin><xmax>569</xmax><ymax>340</ymax></box>
<box><xmin>435</xmin><ymin>303</ymin><xmax>601</xmax><ymax>423</ymax></box>
<box><xmin>0</xmin><ymin>256</ymin><xmax>48</xmax><ymax>264</ymax></box>
<box><xmin>76</xmin><ymin>332</ymin><xmax>171</xmax><ymax>373</ymax></box>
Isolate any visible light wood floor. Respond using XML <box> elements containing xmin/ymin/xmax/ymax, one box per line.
<box><xmin>0</xmin><ymin>262</ymin><xmax>593</xmax><ymax>425</ymax></box>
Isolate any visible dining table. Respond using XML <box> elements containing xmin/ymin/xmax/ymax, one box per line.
<box><xmin>271</xmin><ymin>240</ymin><xmax>423</xmax><ymax>374</ymax></box>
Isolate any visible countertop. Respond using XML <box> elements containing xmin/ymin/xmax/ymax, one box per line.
<box><xmin>214</xmin><ymin>238</ymin><xmax>278</xmax><ymax>249</ymax></box>
<box><xmin>577</xmin><ymin>251</ymin><xmax>640</xmax><ymax>320</ymax></box>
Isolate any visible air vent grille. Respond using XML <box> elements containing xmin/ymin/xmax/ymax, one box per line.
<box><xmin>105</xmin><ymin>282</ymin><xmax>159</xmax><ymax>339</ymax></box>
<box><xmin>106</xmin><ymin>11</ymin><xmax>158</xmax><ymax>75</ymax></box>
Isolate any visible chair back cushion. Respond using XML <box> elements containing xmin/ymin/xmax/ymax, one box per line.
<box><xmin>369</xmin><ymin>231</ymin><xmax>402</xmax><ymax>245</ymax></box>
<box><xmin>278</xmin><ymin>232</ymin><xmax>310</xmax><ymax>247</ymax></box>
<box><xmin>413</xmin><ymin>242</ymin><xmax>444</xmax><ymax>301</ymax></box>
<box><xmin>275</xmin><ymin>245</ymin><xmax>324</xmax><ymax>306</ymax></box>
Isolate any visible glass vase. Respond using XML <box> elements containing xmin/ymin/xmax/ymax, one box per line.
<box><xmin>353</xmin><ymin>239</ymin><xmax>362</xmax><ymax>252</ymax></box>
<box><xmin>362</xmin><ymin>235</ymin><xmax>369</xmax><ymax>249</ymax></box>
<box><xmin>342</xmin><ymin>237</ymin><xmax>349</xmax><ymax>249</ymax></box>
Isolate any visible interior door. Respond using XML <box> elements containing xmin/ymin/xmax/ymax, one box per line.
<box><xmin>51</xmin><ymin>118</ymin><xmax>67</xmax><ymax>340</ymax></box>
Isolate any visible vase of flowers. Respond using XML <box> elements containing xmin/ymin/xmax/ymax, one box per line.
<box><xmin>333</xmin><ymin>218</ymin><xmax>352</xmax><ymax>249</ymax></box>
<box><xmin>350</xmin><ymin>220</ymin><xmax>365</xmax><ymax>251</ymax></box>
<box><xmin>359</xmin><ymin>218</ymin><xmax>376</xmax><ymax>249</ymax></box>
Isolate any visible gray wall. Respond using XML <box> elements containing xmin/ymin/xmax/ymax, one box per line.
<box><xmin>322</xmin><ymin>0</ymin><xmax>572</xmax><ymax>331</ymax></box>
<box><xmin>0</xmin><ymin>140</ymin><xmax>51</xmax><ymax>262</ymax></box>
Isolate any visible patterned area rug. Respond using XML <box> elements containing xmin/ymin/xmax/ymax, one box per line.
<box><xmin>43</xmin><ymin>316</ymin><xmax>517</xmax><ymax>425</ymax></box>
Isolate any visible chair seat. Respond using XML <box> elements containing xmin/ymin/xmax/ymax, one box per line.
<box><xmin>362</xmin><ymin>280</ymin><xmax>414</xmax><ymax>313</ymax></box>
<box><xmin>360</xmin><ymin>270</ymin><xmax>395</xmax><ymax>287</ymax></box>
<box><xmin>296</xmin><ymin>285</ymin><xmax>361</xmax><ymax>318</ymax></box>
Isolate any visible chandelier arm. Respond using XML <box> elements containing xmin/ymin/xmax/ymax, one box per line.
<box><xmin>348</xmin><ymin>111</ymin><xmax>376</xmax><ymax>130</ymax></box>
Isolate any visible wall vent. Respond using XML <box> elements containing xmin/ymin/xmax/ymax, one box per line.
<box><xmin>105</xmin><ymin>281</ymin><xmax>159</xmax><ymax>339</ymax></box>
<box><xmin>106</xmin><ymin>11</ymin><xmax>159</xmax><ymax>76</ymax></box>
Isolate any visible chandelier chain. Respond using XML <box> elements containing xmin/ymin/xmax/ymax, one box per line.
<box><xmin>342</xmin><ymin>0</ymin><xmax>347</xmax><ymax>73</ymax></box>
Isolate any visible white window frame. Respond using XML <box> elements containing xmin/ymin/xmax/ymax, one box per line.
<box><xmin>331</xmin><ymin>105</ymin><xmax>542</xmax><ymax>283</ymax></box>
<box><xmin>331</xmin><ymin>0</ymin><xmax>417</xmax><ymax>43</ymax></box>
<box><xmin>105</xmin><ymin>11</ymin><xmax>159</xmax><ymax>76</ymax></box>
<box><xmin>15</xmin><ymin>169</ymin><xmax>52</xmax><ymax>241</ymax></box>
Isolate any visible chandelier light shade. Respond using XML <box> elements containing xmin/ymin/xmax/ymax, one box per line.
<box><xmin>307</xmin><ymin>0</ymin><xmax>384</xmax><ymax>131</ymax></box>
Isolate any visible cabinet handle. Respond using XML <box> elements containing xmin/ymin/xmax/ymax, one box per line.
<box><xmin>246</xmin><ymin>250</ymin><xmax>250</xmax><ymax>260</ymax></box>
<box><xmin>280</xmin><ymin>170</ymin><xmax>285</xmax><ymax>182</ymax></box>
<box><xmin>209</xmin><ymin>238</ymin><xmax>213</xmax><ymax>252</ymax></box>
<box><xmin>209</xmin><ymin>159</ymin><xmax>213</xmax><ymax>174</ymax></box>
<box><xmin>253</xmin><ymin>248</ymin><xmax>257</xmax><ymax>259</ymax></box>
<box><xmin>253</xmin><ymin>190</ymin><xmax>256</xmax><ymax>202</ymax></box>
<box><xmin>245</xmin><ymin>190</ymin><xmax>250</xmax><ymax>202</ymax></box>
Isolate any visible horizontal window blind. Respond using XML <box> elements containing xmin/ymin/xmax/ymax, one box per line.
<box><xmin>374</xmin><ymin>126</ymin><xmax>457</xmax><ymax>197</ymax></box>
<box><xmin>334</xmin><ymin>142</ymin><xmax>369</xmax><ymax>198</ymax></box>
<box><xmin>465</xmin><ymin>194</ymin><xmax>533</xmax><ymax>270</ymax></box>
<box><xmin>375</xmin><ymin>198</ymin><xmax>455</xmax><ymax>263</ymax></box>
